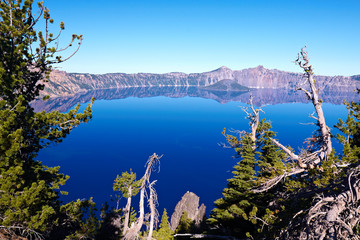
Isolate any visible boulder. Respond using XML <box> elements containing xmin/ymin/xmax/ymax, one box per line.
<box><xmin>170</xmin><ymin>191</ymin><xmax>206</xmax><ymax>231</ymax></box>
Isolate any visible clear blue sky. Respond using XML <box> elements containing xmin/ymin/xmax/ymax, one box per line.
<box><xmin>43</xmin><ymin>0</ymin><xmax>360</xmax><ymax>76</ymax></box>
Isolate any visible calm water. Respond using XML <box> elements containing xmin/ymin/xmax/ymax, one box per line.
<box><xmin>37</xmin><ymin>89</ymin><xmax>353</xmax><ymax>216</ymax></box>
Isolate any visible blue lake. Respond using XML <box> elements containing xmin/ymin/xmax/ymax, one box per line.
<box><xmin>36</xmin><ymin>88</ymin><xmax>355</xmax><ymax>216</ymax></box>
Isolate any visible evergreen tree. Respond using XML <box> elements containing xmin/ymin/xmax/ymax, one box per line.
<box><xmin>0</xmin><ymin>1</ymin><xmax>95</xmax><ymax>238</ymax></box>
<box><xmin>210</xmin><ymin>49</ymin><xmax>360</xmax><ymax>239</ymax></box>
<box><xmin>257</xmin><ymin>119</ymin><xmax>286</xmax><ymax>179</ymax></box>
<box><xmin>153</xmin><ymin>209</ymin><xmax>173</xmax><ymax>240</ymax></box>
<box><xmin>209</xmin><ymin>133</ymin><xmax>257</xmax><ymax>237</ymax></box>
<box><xmin>113</xmin><ymin>169</ymin><xmax>140</xmax><ymax>204</ymax></box>
<box><xmin>176</xmin><ymin>211</ymin><xmax>194</xmax><ymax>234</ymax></box>
<box><xmin>113</xmin><ymin>169</ymin><xmax>140</xmax><ymax>235</ymax></box>
<box><xmin>209</xmin><ymin>119</ymin><xmax>288</xmax><ymax>238</ymax></box>
<box><xmin>335</xmin><ymin>92</ymin><xmax>360</xmax><ymax>161</ymax></box>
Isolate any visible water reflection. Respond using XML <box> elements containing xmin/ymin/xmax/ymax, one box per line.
<box><xmin>32</xmin><ymin>86</ymin><xmax>359</xmax><ymax>112</ymax></box>
<box><xmin>35</xmin><ymin>87</ymin><xmax>356</xmax><ymax>216</ymax></box>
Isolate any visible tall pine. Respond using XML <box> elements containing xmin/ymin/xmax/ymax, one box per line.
<box><xmin>153</xmin><ymin>209</ymin><xmax>174</xmax><ymax>240</ymax></box>
<box><xmin>209</xmin><ymin>119</ymin><xmax>288</xmax><ymax>239</ymax></box>
<box><xmin>209</xmin><ymin>133</ymin><xmax>257</xmax><ymax>237</ymax></box>
<box><xmin>0</xmin><ymin>1</ymin><xmax>96</xmax><ymax>239</ymax></box>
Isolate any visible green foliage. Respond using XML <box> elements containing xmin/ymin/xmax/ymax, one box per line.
<box><xmin>153</xmin><ymin>209</ymin><xmax>174</xmax><ymax>240</ymax></box>
<box><xmin>0</xmin><ymin>0</ymin><xmax>92</xmax><ymax>238</ymax></box>
<box><xmin>113</xmin><ymin>169</ymin><xmax>140</xmax><ymax>198</ymax></box>
<box><xmin>211</xmin><ymin>91</ymin><xmax>360</xmax><ymax>238</ymax></box>
<box><xmin>335</xmin><ymin>95</ymin><xmax>360</xmax><ymax>160</ymax></box>
<box><xmin>257</xmin><ymin>119</ymin><xmax>287</xmax><ymax>179</ymax></box>
<box><xmin>113</xmin><ymin>169</ymin><xmax>140</xmax><ymax>231</ymax></box>
<box><xmin>310</xmin><ymin>150</ymin><xmax>342</xmax><ymax>188</ymax></box>
<box><xmin>176</xmin><ymin>211</ymin><xmax>194</xmax><ymax>234</ymax></box>
<box><xmin>209</xmin><ymin>132</ymin><xmax>257</xmax><ymax>237</ymax></box>
<box><xmin>51</xmin><ymin>198</ymin><xmax>100</xmax><ymax>240</ymax></box>
<box><xmin>209</xmin><ymin>119</ymin><xmax>294</xmax><ymax>238</ymax></box>
<box><xmin>128</xmin><ymin>207</ymin><xmax>138</xmax><ymax>226</ymax></box>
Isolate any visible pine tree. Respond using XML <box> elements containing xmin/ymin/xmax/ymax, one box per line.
<box><xmin>209</xmin><ymin>133</ymin><xmax>257</xmax><ymax>237</ymax></box>
<box><xmin>153</xmin><ymin>209</ymin><xmax>173</xmax><ymax>240</ymax></box>
<box><xmin>335</xmin><ymin>93</ymin><xmax>360</xmax><ymax>161</ymax></box>
<box><xmin>176</xmin><ymin>211</ymin><xmax>194</xmax><ymax>234</ymax></box>
<box><xmin>209</xmin><ymin>119</ymin><xmax>288</xmax><ymax>238</ymax></box>
<box><xmin>113</xmin><ymin>169</ymin><xmax>140</xmax><ymax>235</ymax></box>
<box><xmin>257</xmin><ymin>119</ymin><xmax>286</xmax><ymax>179</ymax></box>
<box><xmin>0</xmin><ymin>1</ymin><xmax>95</xmax><ymax>239</ymax></box>
<box><xmin>210</xmin><ymin>49</ymin><xmax>360</xmax><ymax>239</ymax></box>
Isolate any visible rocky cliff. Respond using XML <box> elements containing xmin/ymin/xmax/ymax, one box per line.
<box><xmin>45</xmin><ymin>66</ymin><xmax>360</xmax><ymax>97</ymax></box>
<box><xmin>170</xmin><ymin>191</ymin><xmax>206</xmax><ymax>232</ymax></box>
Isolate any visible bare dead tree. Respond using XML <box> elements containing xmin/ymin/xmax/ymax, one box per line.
<box><xmin>122</xmin><ymin>185</ymin><xmax>133</xmax><ymax>236</ymax></box>
<box><xmin>219</xmin><ymin>95</ymin><xmax>263</xmax><ymax>152</ymax></box>
<box><xmin>278</xmin><ymin>164</ymin><xmax>360</xmax><ymax>240</ymax></box>
<box><xmin>241</xmin><ymin>95</ymin><xmax>264</xmax><ymax>150</ymax></box>
<box><xmin>247</xmin><ymin>47</ymin><xmax>360</xmax><ymax>239</ymax></box>
<box><xmin>147</xmin><ymin>180</ymin><xmax>159</xmax><ymax>240</ymax></box>
<box><xmin>124</xmin><ymin>153</ymin><xmax>162</xmax><ymax>240</ymax></box>
<box><xmin>253</xmin><ymin>47</ymin><xmax>334</xmax><ymax>193</ymax></box>
<box><xmin>295</xmin><ymin>47</ymin><xmax>333</xmax><ymax>160</ymax></box>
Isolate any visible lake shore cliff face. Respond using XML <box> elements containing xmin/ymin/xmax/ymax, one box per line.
<box><xmin>45</xmin><ymin>66</ymin><xmax>360</xmax><ymax>97</ymax></box>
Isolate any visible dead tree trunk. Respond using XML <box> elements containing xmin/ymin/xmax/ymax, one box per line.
<box><xmin>254</xmin><ymin>48</ymin><xmax>359</xmax><ymax>239</ymax></box>
<box><xmin>295</xmin><ymin>47</ymin><xmax>332</xmax><ymax>161</ymax></box>
<box><xmin>242</xmin><ymin>95</ymin><xmax>263</xmax><ymax>150</ymax></box>
<box><xmin>254</xmin><ymin>47</ymin><xmax>334</xmax><ymax>193</ymax></box>
<box><xmin>235</xmin><ymin>47</ymin><xmax>360</xmax><ymax>239</ymax></box>
<box><xmin>122</xmin><ymin>186</ymin><xmax>132</xmax><ymax>236</ymax></box>
<box><xmin>147</xmin><ymin>181</ymin><xmax>159</xmax><ymax>240</ymax></box>
<box><xmin>272</xmin><ymin>47</ymin><xmax>333</xmax><ymax>168</ymax></box>
<box><xmin>281</xmin><ymin>165</ymin><xmax>360</xmax><ymax>240</ymax></box>
<box><xmin>124</xmin><ymin>153</ymin><xmax>161</xmax><ymax>240</ymax></box>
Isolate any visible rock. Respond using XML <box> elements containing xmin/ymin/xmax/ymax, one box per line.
<box><xmin>170</xmin><ymin>191</ymin><xmax>206</xmax><ymax>232</ymax></box>
<box><xmin>200</xmin><ymin>79</ymin><xmax>249</xmax><ymax>92</ymax></box>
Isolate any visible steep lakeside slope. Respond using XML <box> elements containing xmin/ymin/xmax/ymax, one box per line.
<box><xmin>45</xmin><ymin>66</ymin><xmax>360</xmax><ymax>96</ymax></box>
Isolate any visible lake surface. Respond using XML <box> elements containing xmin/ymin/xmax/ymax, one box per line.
<box><xmin>36</xmin><ymin>87</ymin><xmax>357</xmax><ymax>216</ymax></box>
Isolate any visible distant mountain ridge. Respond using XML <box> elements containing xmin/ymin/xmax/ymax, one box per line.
<box><xmin>45</xmin><ymin>66</ymin><xmax>360</xmax><ymax>96</ymax></box>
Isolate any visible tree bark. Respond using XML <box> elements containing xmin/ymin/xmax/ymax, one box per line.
<box><xmin>254</xmin><ymin>48</ymin><xmax>334</xmax><ymax>193</ymax></box>
<box><xmin>122</xmin><ymin>186</ymin><xmax>132</xmax><ymax>236</ymax></box>
<box><xmin>124</xmin><ymin>153</ymin><xmax>161</xmax><ymax>240</ymax></box>
<box><xmin>242</xmin><ymin>95</ymin><xmax>262</xmax><ymax>150</ymax></box>
<box><xmin>296</xmin><ymin>47</ymin><xmax>332</xmax><ymax>160</ymax></box>
<box><xmin>147</xmin><ymin>181</ymin><xmax>158</xmax><ymax>240</ymax></box>
<box><xmin>282</xmin><ymin>166</ymin><xmax>360</xmax><ymax>240</ymax></box>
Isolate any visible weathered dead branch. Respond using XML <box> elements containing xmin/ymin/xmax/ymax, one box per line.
<box><xmin>295</xmin><ymin>47</ymin><xmax>332</xmax><ymax>158</ymax></box>
<box><xmin>122</xmin><ymin>185</ymin><xmax>132</xmax><ymax>236</ymax></box>
<box><xmin>147</xmin><ymin>180</ymin><xmax>159</xmax><ymax>240</ymax></box>
<box><xmin>253</xmin><ymin>167</ymin><xmax>305</xmax><ymax>193</ymax></box>
<box><xmin>242</xmin><ymin>95</ymin><xmax>263</xmax><ymax>150</ymax></box>
<box><xmin>124</xmin><ymin>153</ymin><xmax>162</xmax><ymax>240</ymax></box>
<box><xmin>0</xmin><ymin>225</ymin><xmax>44</xmax><ymax>240</ymax></box>
<box><xmin>253</xmin><ymin>47</ymin><xmax>333</xmax><ymax>193</ymax></box>
<box><xmin>219</xmin><ymin>95</ymin><xmax>263</xmax><ymax>152</ymax></box>
<box><xmin>281</xmin><ymin>165</ymin><xmax>360</xmax><ymax>240</ymax></box>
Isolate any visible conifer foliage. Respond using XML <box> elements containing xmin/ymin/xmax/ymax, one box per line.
<box><xmin>209</xmin><ymin>48</ymin><xmax>360</xmax><ymax>239</ymax></box>
<box><xmin>113</xmin><ymin>169</ymin><xmax>140</xmax><ymax>236</ymax></box>
<box><xmin>153</xmin><ymin>209</ymin><xmax>174</xmax><ymax>240</ymax></box>
<box><xmin>0</xmin><ymin>0</ymin><xmax>95</xmax><ymax>239</ymax></box>
<box><xmin>209</xmin><ymin>119</ymin><xmax>286</xmax><ymax>239</ymax></box>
